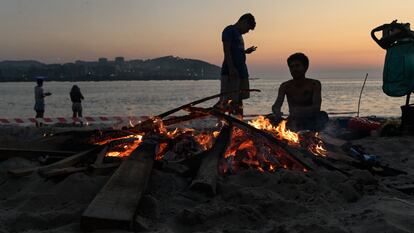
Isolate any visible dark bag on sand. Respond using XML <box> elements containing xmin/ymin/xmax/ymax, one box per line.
<box><xmin>371</xmin><ymin>21</ymin><xmax>414</xmax><ymax>97</ymax></box>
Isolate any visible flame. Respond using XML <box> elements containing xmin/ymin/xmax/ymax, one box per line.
<box><xmin>248</xmin><ymin>116</ymin><xmax>299</xmax><ymax>144</ymax></box>
<box><xmin>275</xmin><ymin>120</ymin><xmax>299</xmax><ymax>144</ymax></box>
<box><xmin>301</xmin><ymin>132</ymin><xmax>327</xmax><ymax>157</ymax></box>
<box><xmin>308</xmin><ymin>143</ymin><xmax>327</xmax><ymax>157</ymax></box>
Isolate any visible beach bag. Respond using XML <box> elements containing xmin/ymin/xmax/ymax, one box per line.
<box><xmin>382</xmin><ymin>42</ymin><xmax>414</xmax><ymax>97</ymax></box>
<box><xmin>371</xmin><ymin>21</ymin><xmax>414</xmax><ymax>97</ymax></box>
<box><xmin>347</xmin><ymin>117</ymin><xmax>381</xmax><ymax>133</ymax></box>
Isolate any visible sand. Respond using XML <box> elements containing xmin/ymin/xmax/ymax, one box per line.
<box><xmin>0</xmin><ymin>123</ymin><xmax>413</xmax><ymax>233</ymax></box>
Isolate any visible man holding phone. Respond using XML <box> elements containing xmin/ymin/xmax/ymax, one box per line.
<box><xmin>214</xmin><ymin>13</ymin><xmax>257</xmax><ymax>119</ymax></box>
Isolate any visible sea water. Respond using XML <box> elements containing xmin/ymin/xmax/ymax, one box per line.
<box><xmin>0</xmin><ymin>78</ymin><xmax>407</xmax><ymax>118</ymax></box>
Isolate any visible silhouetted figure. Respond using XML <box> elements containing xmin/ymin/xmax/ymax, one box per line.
<box><xmin>70</xmin><ymin>85</ymin><xmax>84</xmax><ymax>126</ymax></box>
<box><xmin>271</xmin><ymin>53</ymin><xmax>328</xmax><ymax>131</ymax></box>
<box><xmin>34</xmin><ymin>77</ymin><xmax>51</xmax><ymax>127</ymax></box>
<box><xmin>214</xmin><ymin>13</ymin><xmax>257</xmax><ymax>119</ymax></box>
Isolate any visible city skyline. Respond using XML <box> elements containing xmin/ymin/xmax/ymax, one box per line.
<box><xmin>1</xmin><ymin>0</ymin><xmax>413</xmax><ymax>78</ymax></box>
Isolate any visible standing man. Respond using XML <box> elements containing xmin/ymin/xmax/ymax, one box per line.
<box><xmin>271</xmin><ymin>53</ymin><xmax>328</xmax><ymax>131</ymax></box>
<box><xmin>34</xmin><ymin>77</ymin><xmax>51</xmax><ymax>127</ymax></box>
<box><xmin>215</xmin><ymin>13</ymin><xmax>257</xmax><ymax>119</ymax></box>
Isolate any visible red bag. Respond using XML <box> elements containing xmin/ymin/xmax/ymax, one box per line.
<box><xmin>347</xmin><ymin>117</ymin><xmax>381</xmax><ymax>132</ymax></box>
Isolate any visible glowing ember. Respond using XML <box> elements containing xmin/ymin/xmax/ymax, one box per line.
<box><xmin>95</xmin><ymin>134</ymin><xmax>143</xmax><ymax>146</ymax></box>
<box><xmin>106</xmin><ymin>151</ymin><xmax>121</xmax><ymax>157</ymax></box>
<box><xmin>194</xmin><ymin>130</ymin><xmax>219</xmax><ymax>151</ymax></box>
<box><xmin>156</xmin><ymin>143</ymin><xmax>169</xmax><ymax>160</ymax></box>
<box><xmin>105</xmin><ymin>135</ymin><xmax>144</xmax><ymax>158</ymax></box>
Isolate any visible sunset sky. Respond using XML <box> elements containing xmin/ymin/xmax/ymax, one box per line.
<box><xmin>0</xmin><ymin>0</ymin><xmax>413</xmax><ymax>78</ymax></box>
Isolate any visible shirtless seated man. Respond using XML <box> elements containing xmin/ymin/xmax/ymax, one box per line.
<box><xmin>271</xmin><ymin>53</ymin><xmax>328</xmax><ymax>131</ymax></box>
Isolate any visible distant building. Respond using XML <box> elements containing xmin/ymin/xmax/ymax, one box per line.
<box><xmin>115</xmin><ymin>57</ymin><xmax>125</xmax><ymax>64</ymax></box>
<box><xmin>98</xmin><ymin>58</ymin><xmax>108</xmax><ymax>64</ymax></box>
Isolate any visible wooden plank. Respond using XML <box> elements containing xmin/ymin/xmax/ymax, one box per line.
<box><xmin>0</xmin><ymin>147</ymin><xmax>77</xmax><ymax>161</ymax></box>
<box><xmin>8</xmin><ymin>147</ymin><xmax>98</xmax><ymax>177</ymax></box>
<box><xmin>319</xmin><ymin>132</ymin><xmax>347</xmax><ymax>147</ymax></box>
<box><xmin>81</xmin><ymin>142</ymin><xmax>156</xmax><ymax>231</ymax></box>
<box><xmin>190</xmin><ymin>124</ymin><xmax>232</xmax><ymax>196</ymax></box>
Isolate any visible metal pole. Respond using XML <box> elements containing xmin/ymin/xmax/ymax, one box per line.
<box><xmin>357</xmin><ymin>73</ymin><xmax>369</xmax><ymax>117</ymax></box>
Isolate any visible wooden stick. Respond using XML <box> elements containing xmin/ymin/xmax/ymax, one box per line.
<box><xmin>40</xmin><ymin>166</ymin><xmax>88</xmax><ymax>178</ymax></box>
<box><xmin>8</xmin><ymin>146</ymin><xmax>99</xmax><ymax>177</ymax></box>
<box><xmin>93</xmin><ymin>145</ymin><xmax>109</xmax><ymax>166</ymax></box>
<box><xmin>357</xmin><ymin>73</ymin><xmax>369</xmax><ymax>117</ymax></box>
<box><xmin>0</xmin><ymin>148</ymin><xmax>77</xmax><ymax>161</ymax></box>
<box><xmin>131</xmin><ymin>89</ymin><xmax>260</xmax><ymax>132</ymax></box>
<box><xmin>157</xmin><ymin>89</ymin><xmax>260</xmax><ymax>119</ymax></box>
<box><xmin>244</xmin><ymin>111</ymin><xmax>358</xmax><ymax>118</ymax></box>
<box><xmin>81</xmin><ymin>142</ymin><xmax>156</xmax><ymax>231</ymax></box>
<box><xmin>190</xmin><ymin>124</ymin><xmax>232</xmax><ymax>196</ymax></box>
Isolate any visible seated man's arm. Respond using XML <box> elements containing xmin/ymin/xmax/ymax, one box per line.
<box><xmin>290</xmin><ymin>80</ymin><xmax>321</xmax><ymax>116</ymax></box>
<box><xmin>272</xmin><ymin>83</ymin><xmax>286</xmax><ymax>117</ymax></box>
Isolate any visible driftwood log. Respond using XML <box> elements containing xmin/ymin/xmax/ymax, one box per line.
<box><xmin>190</xmin><ymin>124</ymin><xmax>232</xmax><ymax>196</ymax></box>
<box><xmin>81</xmin><ymin>142</ymin><xmax>156</xmax><ymax>231</ymax></box>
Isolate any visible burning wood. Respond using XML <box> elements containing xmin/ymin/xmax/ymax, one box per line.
<box><xmin>190</xmin><ymin>124</ymin><xmax>232</xmax><ymax>196</ymax></box>
<box><xmin>186</xmin><ymin>107</ymin><xmax>314</xmax><ymax>172</ymax></box>
<box><xmin>248</xmin><ymin>116</ymin><xmax>299</xmax><ymax>145</ymax></box>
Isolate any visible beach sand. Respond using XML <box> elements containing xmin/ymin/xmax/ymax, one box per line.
<box><xmin>0</xmin><ymin>122</ymin><xmax>413</xmax><ymax>233</ymax></box>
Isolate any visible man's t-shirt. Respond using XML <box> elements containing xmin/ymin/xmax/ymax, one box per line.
<box><xmin>221</xmin><ymin>25</ymin><xmax>248</xmax><ymax>78</ymax></box>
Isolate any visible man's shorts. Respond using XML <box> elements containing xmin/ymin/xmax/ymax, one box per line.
<box><xmin>34</xmin><ymin>102</ymin><xmax>44</xmax><ymax>112</ymax></box>
<box><xmin>220</xmin><ymin>75</ymin><xmax>250</xmax><ymax>104</ymax></box>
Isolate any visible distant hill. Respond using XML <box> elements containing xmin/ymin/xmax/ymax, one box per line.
<box><xmin>0</xmin><ymin>60</ymin><xmax>44</xmax><ymax>68</ymax></box>
<box><xmin>0</xmin><ymin>56</ymin><xmax>221</xmax><ymax>81</ymax></box>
